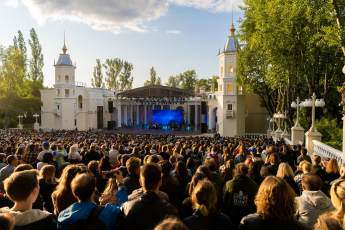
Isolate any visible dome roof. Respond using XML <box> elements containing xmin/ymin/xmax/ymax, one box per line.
<box><xmin>224</xmin><ymin>36</ymin><xmax>240</xmax><ymax>53</ymax></box>
<box><xmin>56</xmin><ymin>53</ymin><xmax>73</xmax><ymax>66</ymax></box>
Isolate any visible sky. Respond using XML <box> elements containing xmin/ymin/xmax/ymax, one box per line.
<box><xmin>0</xmin><ymin>0</ymin><xmax>244</xmax><ymax>88</ymax></box>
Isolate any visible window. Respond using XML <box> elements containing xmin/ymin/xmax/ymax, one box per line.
<box><xmin>65</xmin><ymin>89</ymin><xmax>70</xmax><ymax>97</ymax></box>
<box><xmin>227</xmin><ymin>83</ymin><xmax>233</xmax><ymax>94</ymax></box>
<box><xmin>74</xmin><ymin>119</ymin><xmax>77</xmax><ymax>126</ymax></box>
<box><xmin>227</xmin><ymin>104</ymin><xmax>233</xmax><ymax>111</ymax></box>
<box><xmin>78</xmin><ymin>95</ymin><xmax>83</xmax><ymax>109</ymax></box>
<box><xmin>57</xmin><ymin>104</ymin><xmax>60</xmax><ymax>111</ymax></box>
<box><xmin>65</xmin><ymin>75</ymin><xmax>69</xmax><ymax>81</ymax></box>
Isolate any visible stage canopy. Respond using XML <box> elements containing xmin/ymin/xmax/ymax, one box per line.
<box><xmin>117</xmin><ymin>85</ymin><xmax>194</xmax><ymax>99</ymax></box>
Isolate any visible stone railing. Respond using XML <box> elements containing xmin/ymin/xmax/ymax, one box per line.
<box><xmin>313</xmin><ymin>140</ymin><xmax>344</xmax><ymax>166</ymax></box>
<box><xmin>284</xmin><ymin>137</ymin><xmax>293</xmax><ymax>145</ymax></box>
<box><xmin>237</xmin><ymin>133</ymin><xmax>267</xmax><ymax>139</ymax></box>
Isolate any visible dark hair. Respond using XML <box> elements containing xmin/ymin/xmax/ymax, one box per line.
<box><xmin>14</xmin><ymin>163</ymin><xmax>34</xmax><ymax>172</ymax></box>
<box><xmin>4</xmin><ymin>169</ymin><xmax>38</xmax><ymax>202</ymax></box>
<box><xmin>6</xmin><ymin>155</ymin><xmax>16</xmax><ymax>165</ymax></box>
<box><xmin>302</xmin><ymin>173</ymin><xmax>322</xmax><ymax>191</ymax></box>
<box><xmin>140</xmin><ymin>163</ymin><xmax>162</xmax><ymax>191</ymax></box>
<box><xmin>235</xmin><ymin>163</ymin><xmax>249</xmax><ymax>176</ymax></box>
<box><xmin>71</xmin><ymin>173</ymin><xmax>96</xmax><ymax>202</ymax></box>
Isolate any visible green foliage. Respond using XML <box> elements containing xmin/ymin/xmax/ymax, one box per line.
<box><xmin>119</xmin><ymin>61</ymin><xmax>133</xmax><ymax>90</ymax></box>
<box><xmin>316</xmin><ymin>117</ymin><xmax>342</xmax><ymax>150</ymax></box>
<box><xmin>144</xmin><ymin>67</ymin><xmax>161</xmax><ymax>86</ymax></box>
<box><xmin>0</xmin><ymin>28</ymin><xmax>44</xmax><ymax>128</ymax></box>
<box><xmin>91</xmin><ymin>59</ymin><xmax>104</xmax><ymax>88</ymax></box>
<box><xmin>103</xmin><ymin>58</ymin><xmax>123</xmax><ymax>90</ymax></box>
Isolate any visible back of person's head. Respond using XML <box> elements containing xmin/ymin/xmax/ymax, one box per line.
<box><xmin>14</xmin><ymin>163</ymin><xmax>33</xmax><ymax>172</ymax></box>
<box><xmin>192</xmin><ymin>179</ymin><xmax>217</xmax><ymax>216</ymax></box>
<box><xmin>126</xmin><ymin>157</ymin><xmax>141</xmax><ymax>175</ymax></box>
<box><xmin>234</xmin><ymin>163</ymin><xmax>248</xmax><ymax>176</ymax></box>
<box><xmin>301</xmin><ymin>161</ymin><xmax>312</xmax><ymax>174</ymax></box>
<box><xmin>302</xmin><ymin>173</ymin><xmax>322</xmax><ymax>191</ymax></box>
<box><xmin>188</xmin><ymin>172</ymin><xmax>206</xmax><ymax>195</ymax></box>
<box><xmin>255</xmin><ymin>176</ymin><xmax>296</xmax><ymax>221</ymax></box>
<box><xmin>55</xmin><ymin>165</ymin><xmax>83</xmax><ymax>194</ymax></box>
<box><xmin>154</xmin><ymin>218</ymin><xmax>188</xmax><ymax>230</ymax></box>
<box><xmin>4</xmin><ymin>169</ymin><xmax>38</xmax><ymax>202</ymax></box>
<box><xmin>146</xmin><ymin>155</ymin><xmax>161</xmax><ymax>164</ymax></box>
<box><xmin>39</xmin><ymin>164</ymin><xmax>56</xmax><ymax>184</ymax></box>
<box><xmin>340</xmin><ymin>164</ymin><xmax>345</xmax><ymax>178</ymax></box>
<box><xmin>268</xmin><ymin>153</ymin><xmax>279</xmax><ymax>165</ymax></box>
<box><xmin>87</xmin><ymin>160</ymin><xmax>99</xmax><ymax>175</ymax></box>
<box><xmin>204</xmin><ymin>157</ymin><xmax>217</xmax><ymax>171</ymax></box>
<box><xmin>140</xmin><ymin>163</ymin><xmax>162</xmax><ymax>191</ymax></box>
<box><xmin>6</xmin><ymin>155</ymin><xmax>17</xmax><ymax>165</ymax></box>
<box><xmin>301</xmin><ymin>148</ymin><xmax>308</xmax><ymax>155</ymax></box>
<box><xmin>0</xmin><ymin>213</ymin><xmax>14</xmax><ymax>230</ymax></box>
<box><xmin>71</xmin><ymin>173</ymin><xmax>96</xmax><ymax>202</ymax></box>
<box><xmin>160</xmin><ymin>160</ymin><xmax>172</xmax><ymax>176</ymax></box>
<box><xmin>329</xmin><ymin>179</ymin><xmax>345</xmax><ymax>228</ymax></box>
<box><xmin>312</xmin><ymin>154</ymin><xmax>321</xmax><ymax>165</ymax></box>
<box><xmin>326</xmin><ymin>159</ymin><xmax>339</xmax><ymax>174</ymax></box>
<box><xmin>276</xmin><ymin>163</ymin><xmax>294</xmax><ymax>179</ymax></box>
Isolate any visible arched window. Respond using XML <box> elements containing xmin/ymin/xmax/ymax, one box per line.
<box><xmin>65</xmin><ymin>75</ymin><xmax>69</xmax><ymax>81</ymax></box>
<box><xmin>78</xmin><ymin>95</ymin><xmax>83</xmax><ymax>109</ymax></box>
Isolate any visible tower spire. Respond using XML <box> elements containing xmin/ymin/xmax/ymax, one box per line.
<box><xmin>230</xmin><ymin>7</ymin><xmax>235</xmax><ymax>36</ymax></box>
<box><xmin>62</xmin><ymin>31</ymin><xmax>67</xmax><ymax>54</ymax></box>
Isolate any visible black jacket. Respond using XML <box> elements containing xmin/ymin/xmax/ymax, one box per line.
<box><xmin>183</xmin><ymin>210</ymin><xmax>233</xmax><ymax>230</ymax></box>
<box><xmin>123</xmin><ymin>174</ymin><xmax>140</xmax><ymax>195</ymax></box>
<box><xmin>238</xmin><ymin>213</ymin><xmax>308</xmax><ymax>230</ymax></box>
<box><xmin>121</xmin><ymin>191</ymin><xmax>178</xmax><ymax>230</ymax></box>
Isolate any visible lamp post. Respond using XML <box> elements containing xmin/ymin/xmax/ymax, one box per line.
<box><xmin>273</xmin><ymin>112</ymin><xmax>284</xmax><ymax>141</ymax></box>
<box><xmin>303</xmin><ymin>92</ymin><xmax>325</xmax><ymax>153</ymax></box>
<box><xmin>266</xmin><ymin>116</ymin><xmax>272</xmax><ymax>137</ymax></box>
<box><xmin>291</xmin><ymin>97</ymin><xmax>305</xmax><ymax>145</ymax></box>
<box><xmin>17</xmin><ymin>115</ymin><xmax>23</xmax><ymax>129</ymax></box>
<box><xmin>281</xmin><ymin>111</ymin><xmax>289</xmax><ymax>139</ymax></box>
<box><xmin>33</xmin><ymin>113</ymin><xmax>40</xmax><ymax>131</ymax></box>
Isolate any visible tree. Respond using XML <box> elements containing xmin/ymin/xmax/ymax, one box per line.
<box><xmin>144</xmin><ymin>67</ymin><xmax>161</xmax><ymax>86</ymax></box>
<box><xmin>28</xmin><ymin>28</ymin><xmax>44</xmax><ymax>84</ymax></box>
<box><xmin>332</xmin><ymin>0</ymin><xmax>345</xmax><ymax>57</ymax></box>
<box><xmin>104</xmin><ymin>58</ymin><xmax>123</xmax><ymax>90</ymax></box>
<box><xmin>119</xmin><ymin>61</ymin><xmax>133</xmax><ymax>90</ymax></box>
<box><xmin>166</xmin><ymin>76</ymin><xmax>179</xmax><ymax>88</ymax></box>
<box><xmin>91</xmin><ymin>59</ymin><xmax>104</xmax><ymax>88</ymax></box>
<box><xmin>178</xmin><ymin>70</ymin><xmax>197</xmax><ymax>91</ymax></box>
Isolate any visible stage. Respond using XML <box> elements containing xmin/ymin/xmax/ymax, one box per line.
<box><xmin>107</xmin><ymin>128</ymin><xmax>203</xmax><ymax>136</ymax></box>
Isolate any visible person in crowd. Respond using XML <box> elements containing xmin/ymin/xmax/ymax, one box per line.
<box><xmin>265</xmin><ymin>153</ymin><xmax>279</xmax><ymax>175</ymax></box>
<box><xmin>248</xmin><ymin>159</ymin><xmax>264</xmax><ymax>186</ymax></box>
<box><xmin>294</xmin><ymin>160</ymin><xmax>312</xmax><ymax>195</ymax></box>
<box><xmin>325</xmin><ymin>159</ymin><xmax>340</xmax><ymax>185</ymax></box>
<box><xmin>276</xmin><ymin>162</ymin><xmax>300</xmax><ymax>195</ymax></box>
<box><xmin>123</xmin><ymin>157</ymin><xmax>141</xmax><ymax>195</ymax></box>
<box><xmin>52</xmin><ymin>165</ymin><xmax>86</xmax><ymax>215</ymax></box>
<box><xmin>297</xmin><ymin>148</ymin><xmax>311</xmax><ymax>164</ymax></box>
<box><xmin>239</xmin><ymin>176</ymin><xmax>307</xmax><ymax>230</ymax></box>
<box><xmin>99</xmin><ymin>176</ymin><xmax>127</xmax><ymax>206</ymax></box>
<box><xmin>154</xmin><ymin>218</ymin><xmax>189</xmax><ymax>230</ymax></box>
<box><xmin>39</xmin><ymin>164</ymin><xmax>58</xmax><ymax>213</ymax></box>
<box><xmin>183</xmin><ymin>179</ymin><xmax>232</xmax><ymax>230</ymax></box>
<box><xmin>68</xmin><ymin>144</ymin><xmax>82</xmax><ymax>164</ymax></box>
<box><xmin>122</xmin><ymin>163</ymin><xmax>178</xmax><ymax>230</ymax></box>
<box><xmin>0</xmin><ymin>153</ymin><xmax>7</xmax><ymax>170</ymax></box>
<box><xmin>0</xmin><ymin>170</ymin><xmax>57</xmax><ymax>229</ymax></box>
<box><xmin>223</xmin><ymin>163</ymin><xmax>258</xmax><ymax>227</ymax></box>
<box><xmin>311</xmin><ymin>154</ymin><xmax>327</xmax><ymax>181</ymax></box>
<box><xmin>37</xmin><ymin>141</ymin><xmax>51</xmax><ymax>161</ymax></box>
<box><xmin>159</xmin><ymin>160</ymin><xmax>180</xmax><ymax>207</ymax></box>
<box><xmin>22</xmin><ymin>143</ymin><xmax>37</xmax><ymax>166</ymax></box>
<box><xmin>0</xmin><ymin>155</ymin><xmax>18</xmax><ymax>192</ymax></box>
<box><xmin>58</xmin><ymin>171</ymin><xmax>126</xmax><ymax>230</ymax></box>
<box><xmin>0</xmin><ymin>213</ymin><xmax>14</xmax><ymax>230</ymax></box>
<box><xmin>108</xmin><ymin>144</ymin><xmax>119</xmax><ymax>167</ymax></box>
<box><xmin>296</xmin><ymin>173</ymin><xmax>334</xmax><ymax>226</ymax></box>
<box><xmin>314</xmin><ymin>179</ymin><xmax>345</xmax><ymax>230</ymax></box>
<box><xmin>83</xmin><ymin>143</ymin><xmax>101</xmax><ymax>166</ymax></box>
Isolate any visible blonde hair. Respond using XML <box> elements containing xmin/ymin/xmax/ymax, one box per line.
<box><xmin>39</xmin><ymin>164</ymin><xmax>57</xmax><ymax>184</ymax></box>
<box><xmin>154</xmin><ymin>218</ymin><xmax>188</xmax><ymax>230</ymax></box>
<box><xmin>299</xmin><ymin>161</ymin><xmax>312</xmax><ymax>174</ymax></box>
<box><xmin>102</xmin><ymin>178</ymin><xmax>118</xmax><ymax>196</ymax></box>
<box><xmin>330</xmin><ymin>179</ymin><xmax>345</xmax><ymax>228</ymax></box>
<box><xmin>191</xmin><ymin>179</ymin><xmax>217</xmax><ymax>216</ymax></box>
<box><xmin>326</xmin><ymin>159</ymin><xmax>339</xmax><ymax>174</ymax></box>
<box><xmin>276</xmin><ymin>163</ymin><xmax>294</xmax><ymax>178</ymax></box>
<box><xmin>255</xmin><ymin>176</ymin><xmax>296</xmax><ymax>220</ymax></box>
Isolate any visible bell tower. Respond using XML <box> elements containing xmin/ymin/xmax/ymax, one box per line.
<box><xmin>216</xmin><ymin>19</ymin><xmax>245</xmax><ymax>137</ymax></box>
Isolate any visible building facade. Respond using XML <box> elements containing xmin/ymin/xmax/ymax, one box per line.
<box><xmin>41</xmin><ymin>23</ymin><xmax>268</xmax><ymax>135</ymax></box>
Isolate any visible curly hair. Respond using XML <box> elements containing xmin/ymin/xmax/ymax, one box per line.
<box><xmin>255</xmin><ymin>176</ymin><xmax>296</xmax><ymax>221</ymax></box>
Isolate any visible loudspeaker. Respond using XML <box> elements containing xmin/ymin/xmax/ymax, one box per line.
<box><xmin>108</xmin><ymin>101</ymin><xmax>114</xmax><ymax>113</ymax></box>
<box><xmin>107</xmin><ymin>121</ymin><xmax>116</xmax><ymax>130</ymax></box>
<box><xmin>201</xmin><ymin>101</ymin><xmax>207</xmax><ymax>114</ymax></box>
<box><xmin>201</xmin><ymin>123</ymin><xmax>208</xmax><ymax>133</ymax></box>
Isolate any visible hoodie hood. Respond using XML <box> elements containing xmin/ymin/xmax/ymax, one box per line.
<box><xmin>58</xmin><ymin>202</ymin><xmax>96</xmax><ymax>225</ymax></box>
<box><xmin>300</xmin><ymin>191</ymin><xmax>333</xmax><ymax>210</ymax></box>
<box><xmin>0</xmin><ymin>207</ymin><xmax>51</xmax><ymax>226</ymax></box>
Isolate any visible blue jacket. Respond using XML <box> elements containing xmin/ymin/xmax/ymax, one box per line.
<box><xmin>58</xmin><ymin>187</ymin><xmax>127</xmax><ymax>230</ymax></box>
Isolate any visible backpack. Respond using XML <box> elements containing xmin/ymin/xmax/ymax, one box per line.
<box><xmin>68</xmin><ymin>206</ymin><xmax>106</xmax><ymax>230</ymax></box>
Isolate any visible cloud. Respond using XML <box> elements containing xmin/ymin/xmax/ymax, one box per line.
<box><xmin>17</xmin><ymin>0</ymin><xmax>243</xmax><ymax>33</ymax></box>
<box><xmin>166</xmin><ymin>30</ymin><xmax>182</xmax><ymax>35</ymax></box>
<box><xmin>4</xmin><ymin>0</ymin><xmax>18</xmax><ymax>7</ymax></box>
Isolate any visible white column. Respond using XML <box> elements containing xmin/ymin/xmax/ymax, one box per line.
<box><xmin>144</xmin><ymin>105</ymin><xmax>147</xmax><ymax>124</ymax></box>
<box><xmin>187</xmin><ymin>104</ymin><xmax>191</xmax><ymax>124</ymax></box>
<box><xmin>124</xmin><ymin>104</ymin><xmax>128</xmax><ymax>126</ymax></box>
<box><xmin>194</xmin><ymin>104</ymin><xmax>198</xmax><ymax>131</ymax></box>
<box><xmin>117</xmin><ymin>104</ymin><xmax>122</xmax><ymax>128</ymax></box>
<box><xmin>136</xmin><ymin>104</ymin><xmax>140</xmax><ymax>126</ymax></box>
<box><xmin>130</xmin><ymin>104</ymin><xmax>133</xmax><ymax>126</ymax></box>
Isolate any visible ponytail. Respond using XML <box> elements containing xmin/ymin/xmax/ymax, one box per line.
<box><xmin>198</xmin><ymin>204</ymin><xmax>209</xmax><ymax>216</ymax></box>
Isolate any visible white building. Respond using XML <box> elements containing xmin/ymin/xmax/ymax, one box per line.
<box><xmin>41</xmin><ymin>23</ymin><xmax>268</xmax><ymax>135</ymax></box>
<box><xmin>40</xmin><ymin>42</ymin><xmax>114</xmax><ymax>131</ymax></box>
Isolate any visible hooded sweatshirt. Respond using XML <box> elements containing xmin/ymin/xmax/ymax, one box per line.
<box><xmin>0</xmin><ymin>207</ymin><xmax>56</xmax><ymax>229</ymax></box>
<box><xmin>296</xmin><ymin>190</ymin><xmax>335</xmax><ymax>226</ymax></box>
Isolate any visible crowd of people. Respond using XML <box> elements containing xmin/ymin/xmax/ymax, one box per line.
<box><xmin>0</xmin><ymin>129</ymin><xmax>344</xmax><ymax>230</ymax></box>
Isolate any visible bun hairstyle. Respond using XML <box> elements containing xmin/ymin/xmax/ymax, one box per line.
<box><xmin>330</xmin><ymin>179</ymin><xmax>345</xmax><ymax>228</ymax></box>
<box><xmin>191</xmin><ymin>179</ymin><xmax>217</xmax><ymax>216</ymax></box>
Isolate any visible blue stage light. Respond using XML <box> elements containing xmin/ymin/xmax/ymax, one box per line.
<box><xmin>152</xmin><ymin>110</ymin><xmax>183</xmax><ymax>125</ymax></box>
